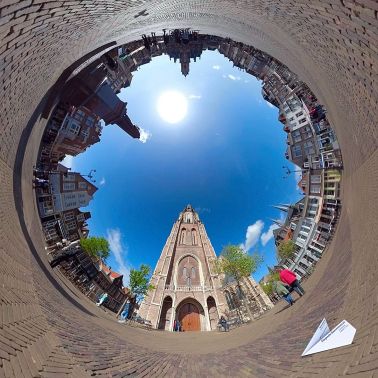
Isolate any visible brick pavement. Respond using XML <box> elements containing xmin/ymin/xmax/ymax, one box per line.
<box><xmin>0</xmin><ymin>0</ymin><xmax>377</xmax><ymax>376</ymax></box>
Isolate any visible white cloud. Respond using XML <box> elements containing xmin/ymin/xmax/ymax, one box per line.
<box><xmin>188</xmin><ymin>94</ymin><xmax>202</xmax><ymax>100</ymax></box>
<box><xmin>212</xmin><ymin>65</ymin><xmax>220</xmax><ymax>70</ymax></box>
<box><xmin>99</xmin><ymin>177</ymin><xmax>106</xmax><ymax>186</ymax></box>
<box><xmin>139</xmin><ymin>127</ymin><xmax>152</xmax><ymax>143</ymax></box>
<box><xmin>106</xmin><ymin>228</ymin><xmax>130</xmax><ymax>286</ymax></box>
<box><xmin>266</xmin><ymin>101</ymin><xmax>274</xmax><ymax>108</ymax></box>
<box><xmin>228</xmin><ymin>74</ymin><xmax>241</xmax><ymax>81</ymax></box>
<box><xmin>261</xmin><ymin>224</ymin><xmax>279</xmax><ymax>246</ymax></box>
<box><xmin>241</xmin><ymin>220</ymin><xmax>264</xmax><ymax>251</ymax></box>
<box><xmin>61</xmin><ymin>155</ymin><xmax>74</xmax><ymax>170</ymax></box>
<box><xmin>195</xmin><ymin>207</ymin><xmax>211</xmax><ymax>214</ymax></box>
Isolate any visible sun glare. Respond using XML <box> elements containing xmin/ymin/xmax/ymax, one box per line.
<box><xmin>157</xmin><ymin>91</ymin><xmax>188</xmax><ymax>124</ymax></box>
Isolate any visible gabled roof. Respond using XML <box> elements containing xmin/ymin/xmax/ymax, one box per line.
<box><xmin>99</xmin><ymin>261</ymin><xmax>123</xmax><ymax>282</ymax></box>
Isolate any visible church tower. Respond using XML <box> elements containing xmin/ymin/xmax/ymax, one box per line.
<box><xmin>138</xmin><ymin>205</ymin><xmax>227</xmax><ymax>331</ymax></box>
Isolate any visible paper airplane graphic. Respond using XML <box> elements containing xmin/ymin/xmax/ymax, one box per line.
<box><xmin>302</xmin><ymin>318</ymin><xmax>356</xmax><ymax>356</ymax></box>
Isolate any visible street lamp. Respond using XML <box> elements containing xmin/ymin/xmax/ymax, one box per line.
<box><xmin>282</xmin><ymin>166</ymin><xmax>303</xmax><ymax>179</ymax></box>
<box><xmin>81</xmin><ymin>169</ymin><xmax>96</xmax><ymax>183</ymax></box>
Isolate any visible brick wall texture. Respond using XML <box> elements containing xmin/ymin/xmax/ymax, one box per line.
<box><xmin>0</xmin><ymin>1</ymin><xmax>377</xmax><ymax>377</ymax></box>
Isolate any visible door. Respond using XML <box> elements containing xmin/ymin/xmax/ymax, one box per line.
<box><xmin>179</xmin><ymin>303</ymin><xmax>200</xmax><ymax>331</ymax></box>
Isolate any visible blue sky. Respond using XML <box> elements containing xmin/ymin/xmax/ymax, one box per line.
<box><xmin>66</xmin><ymin>50</ymin><xmax>301</xmax><ymax>284</ymax></box>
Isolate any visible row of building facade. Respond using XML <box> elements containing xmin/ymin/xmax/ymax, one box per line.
<box><xmin>36</xmin><ymin>30</ymin><xmax>343</xmax><ymax>324</ymax></box>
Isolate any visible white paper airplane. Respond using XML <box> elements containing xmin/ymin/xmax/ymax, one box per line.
<box><xmin>302</xmin><ymin>318</ymin><xmax>356</xmax><ymax>356</ymax></box>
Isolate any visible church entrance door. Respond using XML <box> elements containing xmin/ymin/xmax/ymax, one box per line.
<box><xmin>178</xmin><ymin>303</ymin><xmax>200</xmax><ymax>331</ymax></box>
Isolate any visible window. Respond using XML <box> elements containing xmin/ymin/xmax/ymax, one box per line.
<box><xmin>180</xmin><ymin>229</ymin><xmax>186</xmax><ymax>244</ymax></box>
<box><xmin>310</xmin><ymin>175</ymin><xmax>321</xmax><ymax>183</ymax></box>
<box><xmin>292</xmin><ymin>130</ymin><xmax>301</xmax><ymax>143</ymax></box>
<box><xmin>63</xmin><ymin>182</ymin><xmax>76</xmax><ymax>191</ymax></box>
<box><xmin>81</xmin><ymin>129</ymin><xmax>89</xmax><ymax>138</ymax></box>
<box><xmin>69</xmin><ymin>122</ymin><xmax>80</xmax><ymax>134</ymax></box>
<box><xmin>183</xmin><ymin>267</ymin><xmax>187</xmax><ymax>278</ymax></box>
<box><xmin>225</xmin><ymin>291</ymin><xmax>235</xmax><ymax>310</ymax></box>
<box><xmin>294</xmin><ymin>269</ymin><xmax>303</xmax><ymax>277</ymax></box>
<box><xmin>64</xmin><ymin>213</ymin><xmax>75</xmax><ymax>221</ymax></box>
<box><xmin>65</xmin><ymin>220</ymin><xmax>77</xmax><ymax>230</ymax></box>
<box><xmin>63</xmin><ymin>173</ymin><xmax>75</xmax><ymax>182</ymax></box>
<box><xmin>304</xmin><ymin>255</ymin><xmax>315</xmax><ymax>264</ymax></box>
<box><xmin>74</xmin><ymin>109</ymin><xmax>85</xmax><ymax>121</ymax></box>
<box><xmin>191</xmin><ymin>267</ymin><xmax>196</xmax><ymax>279</ymax></box>
<box><xmin>292</xmin><ymin>145</ymin><xmax>302</xmax><ymax>157</ymax></box>
<box><xmin>304</xmin><ymin>126</ymin><xmax>313</xmax><ymax>139</ymax></box>
<box><xmin>78</xmin><ymin>182</ymin><xmax>87</xmax><ymax>189</ymax></box>
<box><xmin>191</xmin><ymin>229</ymin><xmax>197</xmax><ymax>245</ymax></box>
<box><xmin>85</xmin><ymin>116</ymin><xmax>94</xmax><ymax>126</ymax></box>
<box><xmin>298</xmin><ymin>233</ymin><xmax>307</xmax><ymax>241</ymax></box>
<box><xmin>310</xmin><ymin>185</ymin><xmax>321</xmax><ymax>194</ymax></box>
<box><xmin>295</xmin><ymin>111</ymin><xmax>303</xmax><ymax>117</ymax></box>
<box><xmin>304</xmin><ymin>141</ymin><xmax>315</xmax><ymax>155</ymax></box>
<box><xmin>299</xmin><ymin>117</ymin><xmax>307</xmax><ymax>124</ymax></box>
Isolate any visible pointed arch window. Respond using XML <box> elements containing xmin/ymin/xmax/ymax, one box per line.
<box><xmin>180</xmin><ymin>228</ymin><xmax>186</xmax><ymax>244</ymax></box>
<box><xmin>186</xmin><ymin>229</ymin><xmax>191</xmax><ymax>244</ymax></box>
<box><xmin>191</xmin><ymin>229</ymin><xmax>197</xmax><ymax>245</ymax></box>
<box><xmin>225</xmin><ymin>291</ymin><xmax>235</xmax><ymax>310</ymax></box>
<box><xmin>191</xmin><ymin>267</ymin><xmax>196</xmax><ymax>279</ymax></box>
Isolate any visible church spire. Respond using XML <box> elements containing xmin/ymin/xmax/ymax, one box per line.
<box><xmin>272</xmin><ymin>204</ymin><xmax>291</xmax><ymax>212</ymax></box>
<box><xmin>269</xmin><ymin>218</ymin><xmax>284</xmax><ymax>227</ymax></box>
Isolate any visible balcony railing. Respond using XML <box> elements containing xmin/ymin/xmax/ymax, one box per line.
<box><xmin>164</xmin><ymin>284</ymin><xmax>213</xmax><ymax>292</ymax></box>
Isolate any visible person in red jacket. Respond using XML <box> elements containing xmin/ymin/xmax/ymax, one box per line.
<box><xmin>279</xmin><ymin>268</ymin><xmax>305</xmax><ymax>297</ymax></box>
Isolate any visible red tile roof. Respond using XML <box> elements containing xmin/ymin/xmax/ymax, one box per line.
<box><xmin>99</xmin><ymin>261</ymin><xmax>123</xmax><ymax>281</ymax></box>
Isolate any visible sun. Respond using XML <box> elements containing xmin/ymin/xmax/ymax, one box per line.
<box><xmin>157</xmin><ymin>91</ymin><xmax>188</xmax><ymax>124</ymax></box>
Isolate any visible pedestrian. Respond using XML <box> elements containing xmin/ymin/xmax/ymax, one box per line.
<box><xmin>272</xmin><ymin>281</ymin><xmax>295</xmax><ymax>306</ymax></box>
<box><xmin>118</xmin><ymin>302</ymin><xmax>130</xmax><ymax>323</ymax></box>
<box><xmin>175</xmin><ymin>319</ymin><xmax>181</xmax><ymax>332</ymax></box>
<box><xmin>218</xmin><ymin>315</ymin><xmax>229</xmax><ymax>332</ymax></box>
<box><xmin>96</xmin><ymin>293</ymin><xmax>108</xmax><ymax>307</ymax></box>
<box><xmin>33</xmin><ymin>177</ymin><xmax>49</xmax><ymax>189</ymax></box>
<box><xmin>279</xmin><ymin>268</ymin><xmax>305</xmax><ymax>296</ymax></box>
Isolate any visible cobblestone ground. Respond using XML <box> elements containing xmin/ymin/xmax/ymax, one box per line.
<box><xmin>0</xmin><ymin>1</ymin><xmax>377</xmax><ymax>377</ymax></box>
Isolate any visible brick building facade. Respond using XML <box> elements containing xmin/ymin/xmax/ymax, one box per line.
<box><xmin>139</xmin><ymin>205</ymin><xmax>228</xmax><ymax>331</ymax></box>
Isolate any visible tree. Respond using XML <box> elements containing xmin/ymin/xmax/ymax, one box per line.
<box><xmin>214</xmin><ymin>245</ymin><xmax>263</xmax><ymax>321</ymax></box>
<box><xmin>277</xmin><ymin>240</ymin><xmax>296</xmax><ymax>261</ymax></box>
<box><xmin>129</xmin><ymin>264</ymin><xmax>155</xmax><ymax>304</ymax></box>
<box><xmin>261</xmin><ymin>269</ymin><xmax>280</xmax><ymax>301</ymax></box>
<box><xmin>261</xmin><ymin>281</ymin><xmax>273</xmax><ymax>297</ymax></box>
<box><xmin>80</xmin><ymin>237</ymin><xmax>110</xmax><ymax>261</ymax></box>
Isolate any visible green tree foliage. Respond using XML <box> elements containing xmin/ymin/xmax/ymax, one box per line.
<box><xmin>129</xmin><ymin>264</ymin><xmax>155</xmax><ymax>303</ymax></box>
<box><xmin>215</xmin><ymin>245</ymin><xmax>263</xmax><ymax>321</ymax></box>
<box><xmin>80</xmin><ymin>237</ymin><xmax>110</xmax><ymax>261</ymax></box>
<box><xmin>277</xmin><ymin>240</ymin><xmax>296</xmax><ymax>261</ymax></box>
<box><xmin>261</xmin><ymin>281</ymin><xmax>273</xmax><ymax>296</ymax></box>
<box><xmin>214</xmin><ymin>245</ymin><xmax>263</xmax><ymax>281</ymax></box>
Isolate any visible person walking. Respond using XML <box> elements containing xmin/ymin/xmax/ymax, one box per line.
<box><xmin>176</xmin><ymin>319</ymin><xmax>181</xmax><ymax>332</ymax></box>
<box><xmin>96</xmin><ymin>293</ymin><xmax>108</xmax><ymax>307</ymax></box>
<box><xmin>118</xmin><ymin>302</ymin><xmax>130</xmax><ymax>323</ymax></box>
<box><xmin>272</xmin><ymin>281</ymin><xmax>295</xmax><ymax>306</ymax></box>
<box><xmin>218</xmin><ymin>315</ymin><xmax>229</xmax><ymax>332</ymax></box>
<box><xmin>279</xmin><ymin>268</ymin><xmax>305</xmax><ymax>296</ymax></box>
